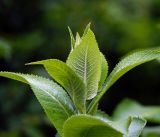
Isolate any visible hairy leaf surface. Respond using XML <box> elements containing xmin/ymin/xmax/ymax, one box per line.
<box><xmin>0</xmin><ymin>72</ymin><xmax>75</xmax><ymax>136</ymax></box>
<box><xmin>27</xmin><ymin>59</ymin><xmax>86</xmax><ymax>113</ymax></box>
<box><xmin>67</xmin><ymin>29</ymin><xmax>101</xmax><ymax>99</ymax></box>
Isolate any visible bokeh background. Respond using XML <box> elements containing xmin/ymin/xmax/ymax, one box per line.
<box><xmin>0</xmin><ymin>0</ymin><xmax>160</xmax><ymax>136</ymax></box>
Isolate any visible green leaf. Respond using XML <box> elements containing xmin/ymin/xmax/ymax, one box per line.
<box><xmin>55</xmin><ymin>133</ymin><xmax>61</xmax><ymax>137</ymax></box>
<box><xmin>68</xmin><ymin>26</ymin><xmax>75</xmax><ymax>51</ymax></box>
<box><xmin>141</xmin><ymin>126</ymin><xmax>160</xmax><ymax>137</ymax></box>
<box><xmin>0</xmin><ymin>40</ymin><xmax>12</xmax><ymax>59</ymax></box>
<box><xmin>67</xmin><ymin>29</ymin><xmax>101</xmax><ymax>100</ymax></box>
<box><xmin>0</xmin><ymin>72</ymin><xmax>75</xmax><ymax>136</ymax></box>
<box><xmin>125</xmin><ymin>117</ymin><xmax>146</xmax><ymax>137</ymax></box>
<box><xmin>88</xmin><ymin>47</ymin><xmax>160</xmax><ymax>112</ymax></box>
<box><xmin>105</xmin><ymin>48</ymin><xmax>160</xmax><ymax>90</ymax></box>
<box><xmin>63</xmin><ymin>115</ymin><xmax>123</xmax><ymax>137</ymax></box>
<box><xmin>75</xmin><ymin>32</ymin><xmax>82</xmax><ymax>48</ymax></box>
<box><xmin>113</xmin><ymin>99</ymin><xmax>160</xmax><ymax>124</ymax></box>
<box><xmin>99</xmin><ymin>53</ymin><xmax>108</xmax><ymax>90</ymax></box>
<box><xmin>82</xmin><ymin>23</ymin><xmax>91</xmax><ymax>38</ymax></box>
<box><xmin>96</xmin><ymin>110</ymin><xmax>111</xmax><ymax>121</ymax></box>
<box><xmin>96</xmin><ymin>110</ymin><xmax>146</xmax><ymax>137</ymax></box>
<box><xmin>27</xmin><ymin>59</ymin><xmax>86</xmax><ymax>113</ymax></box>
<box><xmin>63</xmin><ymin>114</ymin><xmax>146</xmax><ymax>137</ymax></box>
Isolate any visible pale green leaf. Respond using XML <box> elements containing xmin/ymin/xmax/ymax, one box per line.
<box><xmin>96</xmin><ymin>110</ymin><xmax>111</xmax><ymax>121</ymax></box>
<box><xmin>113</xmin><ymin>99</ymin><xmax>160</xmax><ymax>124</ymax></box>
<box><xmin>68</xmin><ymin>26</ymin><xmax>75</xmax><ymax>50</ymax></box>
<box><xmin>96</xmin><ymin>110</ymin><xmax>146</xmax><ymax>137</ymax></box>
<box><xmin>125</xmin><ymin>117</ymin><xmax>146</xmax><ymax>137</ymax></box>
<box><xmin>141</xmin><ymin>126</ymin><xmax>160</xmax><ymax>137</ymax></box>
<box><xmin>88</xmin><ymin>47</ymin><xmax>160</xmax><ymax>113</ymax></box>
<box><xmin>27</xmin><ymin>59</ymin><xmax>86</xmax><ymax>113</ymax></box>
<box><xmin>82</xmin><ymin>23</ymin><xmax>91</xmax><ymax>38</ymax></box>
<box><xmin>99</xmin><ymin>53</ymin><xmax>108</xmax><ymax>90</ymax></box>
<box><xmin>0</xmin><ymin>72</ymin><xmax>75</xmax><ymax>136</ymax></box>
<box><xmin>67</xmin><ymin>29</ymin><xmax>101</xmax><ymax>100</ymax></box>
<box><xmin>75</xmin><ymin>32</ymin><xmax>82</xmax><ymax>48</ymax></box>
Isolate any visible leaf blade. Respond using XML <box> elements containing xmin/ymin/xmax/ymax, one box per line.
<box><xmin>99</xmin><ymin>53</ymin><xmax>108</xmax><ymax>90</ymax></box>
<box><xmin>113</xmin><ymin>99</ymin><xmax>160</xmax><ymax>124</ymax></box>
<box><xmin>89</xmin><ymin>47</ymin><xmax>160</xmax><ymax>113</ymax></box>
<box><xmin>68</xmin><ymin>26</ymin><xmax>75</xmax><ymax>51</ymax></box>
<box><xmin>27</xmin><ymin>59</ymin><xmax>86</xmax><ymax>113</ymax></box>
<box><xmin>63</xmin><ymin>115</ymin><xmax>123</xmax><ymax>137</ymax></box>
<box><xmin>0</xmin><ymin>72</ymin><xmax>75</xmax><ymax>136</ymax></box>
<box><xmin>67</xmin><ymin>29</ymin><xmax>101</xmax><ymax>99</ymax></box>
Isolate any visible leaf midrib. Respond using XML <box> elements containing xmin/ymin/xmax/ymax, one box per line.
<box><xmin>84</xmin><ymin>44</ymin><xmax>89</xmax><ymax>85</ymax></box>
<box><xmin>33</xmin><ymin>82</ymin><xmax>71</xmax><ymax>117</ymax></box>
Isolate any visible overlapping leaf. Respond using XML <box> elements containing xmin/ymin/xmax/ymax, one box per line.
<box><xmin>67</xmin><ymin>29</ymin><xmax>101</xmax><ymax>100</ymax></box>
<box><xmin>0</xmin><ymin>72</ymin><xmax>75</xmax><ymax>136</ymax></box>
<box><xmin>27</xmin><ymin>59</ymin><xmax>86</xmax><ymax>113</ymax></box>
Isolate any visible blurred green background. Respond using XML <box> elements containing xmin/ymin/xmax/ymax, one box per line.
<box><xmin>0</xmin><ymin>0</ymin><xmax>160</xmax><ymax>137</ymax></box>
